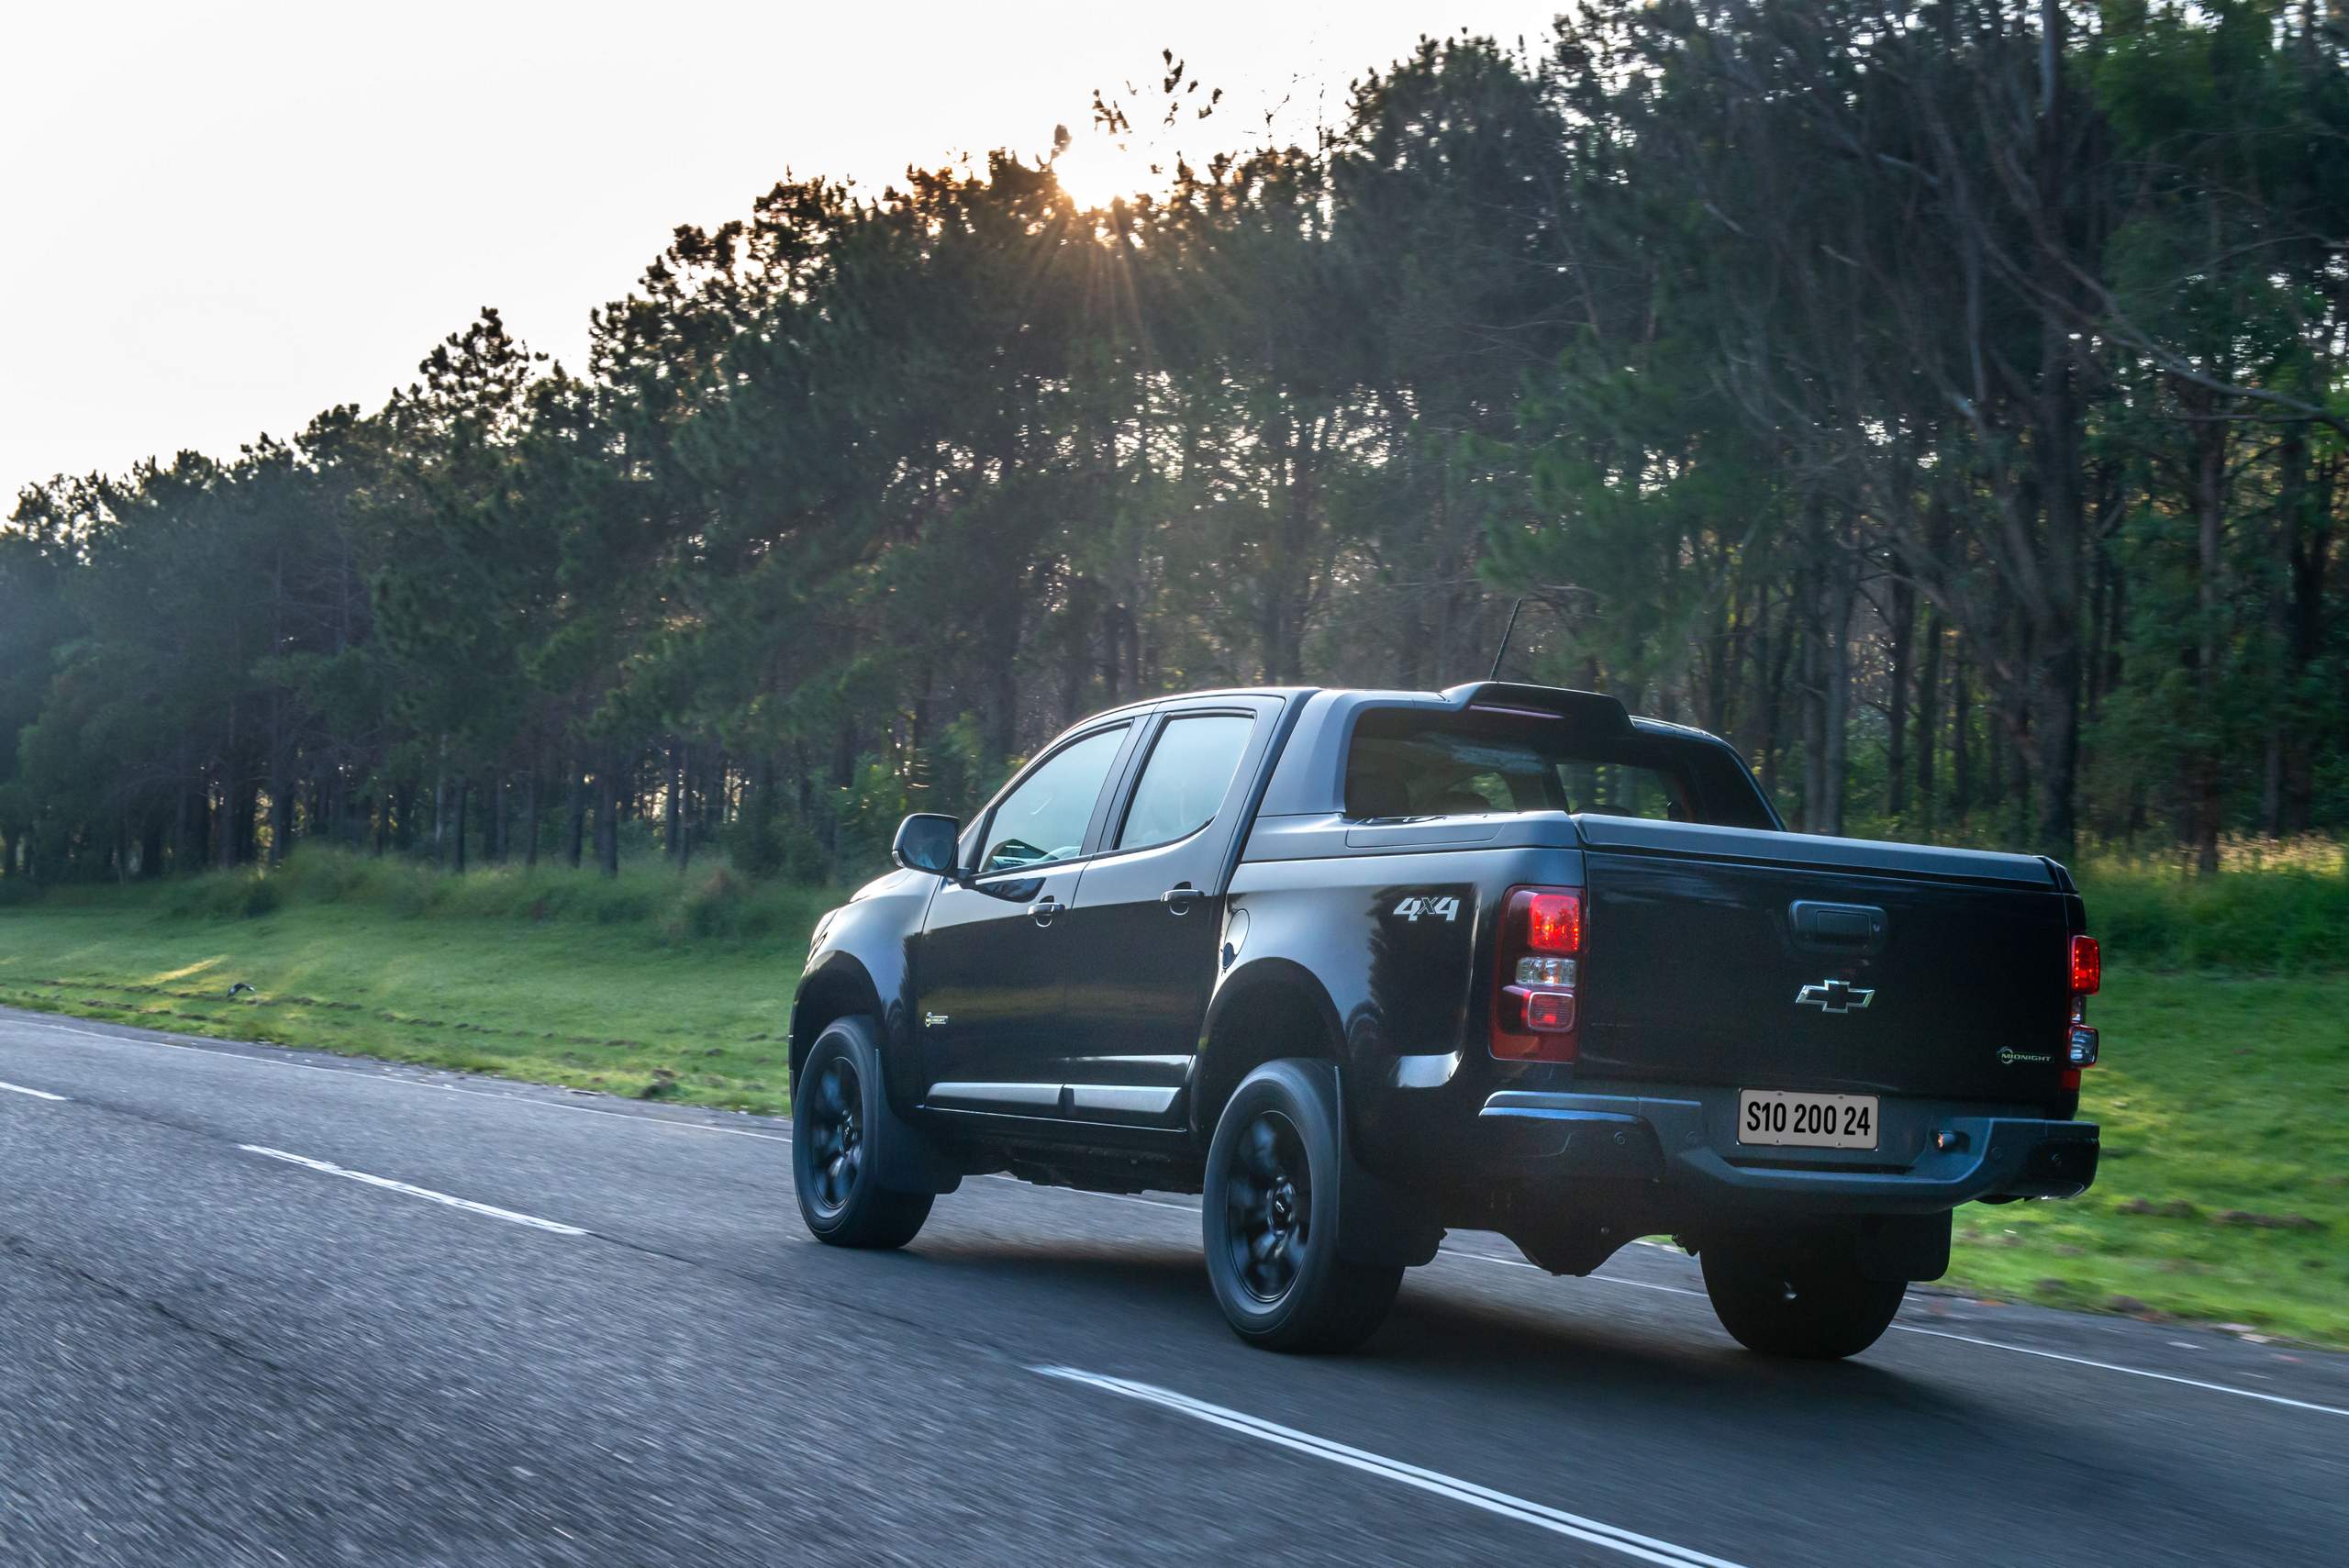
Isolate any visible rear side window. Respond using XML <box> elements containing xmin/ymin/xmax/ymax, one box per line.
<box><xmin>1343</xmin><ymin>708</ymin><xmax>1772</xmax><ymax>828</ymax></box>
<box><xmin>1117</xmin><ymin>714</ymin><xmax>1254</xmax><ymax>850</ymax></box>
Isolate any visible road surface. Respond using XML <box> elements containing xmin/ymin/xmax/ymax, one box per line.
<box><xmin>2</xmin><ymin>1006</ymin><xmax>2342</xmax><ymax>1566</ymax></box>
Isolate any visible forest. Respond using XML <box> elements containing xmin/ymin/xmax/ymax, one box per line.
<box><xmin>3</xmin><ymin>0</ymin><xmax>2343</xmax><ymax>887</ymax></box>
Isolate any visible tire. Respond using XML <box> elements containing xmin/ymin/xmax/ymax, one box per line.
<box><xmin>1699</xmin><ymin>1239</ymin><xmax>1906</xmax><ymax>1359</ymax></box>
<box><xmin>792</xmin><ymin>1018</ymin><xmax>934</xmax><ymax>1250</ymax></box>
<box><xmin>1202</xmin><ymin>1061</ymin><xmax>1403</xmax><ymax>1352</ymax></box>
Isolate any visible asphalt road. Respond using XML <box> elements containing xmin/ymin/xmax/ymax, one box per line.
<box><xmin>2</xmin><ymin>1006</ymin><xmax>2343</xmax><ymax>1567</ymax></box>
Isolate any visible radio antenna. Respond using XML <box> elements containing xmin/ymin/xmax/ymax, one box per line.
<box><xmin>1488</xmin><ymin>595</ymin><xmax>1529</xmax><ymax>681</ymax></box>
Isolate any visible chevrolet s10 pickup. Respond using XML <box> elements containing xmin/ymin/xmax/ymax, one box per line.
<box><xmin>789</xmin><ymin>682</ymin><xmax>2102</xmax><ymax>1357</ymax></box>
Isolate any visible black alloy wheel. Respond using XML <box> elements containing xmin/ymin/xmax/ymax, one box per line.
<box><xmin>1223</xmin><ymin>1110</ymin><xmax>1313</xmax><ymax>1304</ymax></box>
<box><xmin>801</xmin><ymin>1052</ymin><xmax>863</xmax><ymax>1220</ymax></box>
<box><xmin>1201</xmin><ymin>1059</ymin><xmax>1402</xmax><ymax>1352</ymax></box>
<box><xmin>791</xmin><ymin>1017</ymin><xmax>934</xmax><ymax>1250</ymax></box>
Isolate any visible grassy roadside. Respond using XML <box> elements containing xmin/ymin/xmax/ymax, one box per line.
<box><xmin>0</xmin><ymin>877</ymin><xmax>834</xmax><ymax>1115</ymax></box>
<box><xmin>1</xmin><ymin>855</ymin><xmax>2343</xmax><ymax>1346</ymax></box>
<box><xmin>1943</xmin><ymin>973</ymin><xmax>2346</xmax><ymax>1346</ymax></box>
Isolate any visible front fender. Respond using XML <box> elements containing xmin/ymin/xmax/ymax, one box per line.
<box><xmin>791</xmin><ymin>867</ymin><xmax>937</xmax><ymax>1111</ymax></box>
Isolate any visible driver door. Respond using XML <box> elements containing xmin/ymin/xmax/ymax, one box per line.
<box><xmin>915</xmin><ymin>719</ymin><xmax>1139</xmax><ymax>1115</ymax></box>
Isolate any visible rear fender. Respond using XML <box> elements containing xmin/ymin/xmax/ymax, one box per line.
<box><xmin>1198</xmin><ymin>984</ymin><xmax>1442</xmax><ymax>1269</ymax></box>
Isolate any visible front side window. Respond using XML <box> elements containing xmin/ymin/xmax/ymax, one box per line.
<box><xmin>1116</xmin><ymin>714</ymin><xmax>1255</xmax><ymax>850</ymax></box>
<box><xmin>980</xmin><ymin>726</ymin><xmax>1127</xmax><ymax>873</ymax></box>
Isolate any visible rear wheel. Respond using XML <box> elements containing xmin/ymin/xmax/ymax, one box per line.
<box><xmin>793</xmin><ymin>1018</ymin><xmax>933</xmax><ymax>1250</ymax></box>
<box><xmin>1202</xmin><ymin>1061</ymin><xmax>1402</xmax><ymax>1352</ymax></box>
<box><xmin>1699</xmin><ymin>1240</ymin><xmax>1905</xmax><ymax>1359</ymax></box>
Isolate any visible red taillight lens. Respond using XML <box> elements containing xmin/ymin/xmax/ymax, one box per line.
<box><xmin>1493</xmin><ymin>885</ymin><xmax>1583</xmax><ymax>1062</ymax></box>
<box><xmin>1525</xmin><ymin>891</ymin><xmax>1583</xmax><ymax>954</ymax></box>
<box><xmin>2069</xmin><ymin>935</ymin><xmax>2100</xmax><ymax>995</ymax></box>
<box><xmin>2063</xmin><ymin>935</ymin><xmax>2101</xmax><ymax>1089</ymax></box>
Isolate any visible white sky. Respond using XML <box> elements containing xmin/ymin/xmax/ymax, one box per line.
<box><xmin>2</xmin><ymin>0</ymin><xmax>1564</xmax><ymax>502</ymax></box>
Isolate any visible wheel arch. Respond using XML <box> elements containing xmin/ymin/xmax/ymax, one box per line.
<box><xmin>790</xmin><ymin>954</ymin><xmax>886</xmax><ymax>1091</ymax></box>
<box><xmin>1190</xmin><ymin>957</ymin><xmax>1346</xmax><ymax>1145</ymax></box>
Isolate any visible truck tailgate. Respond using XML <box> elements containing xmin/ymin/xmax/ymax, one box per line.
<box><xmin>1574</xmin><ymin>817</ymin><xmax>2075</xmax><ymax>1102</ymax></box>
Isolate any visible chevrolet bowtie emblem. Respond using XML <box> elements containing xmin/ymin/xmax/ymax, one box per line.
<box><xmin>1795</xmin><ymin>980</ymin><xmax>1875</xmax><ymax>1014</ymax></box>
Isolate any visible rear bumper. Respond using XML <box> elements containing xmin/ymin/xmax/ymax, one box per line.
<box><xmin>1476</xmin><ymin>1088</ymin><xmax>2099</xmax><ymax>1215</ymax></box>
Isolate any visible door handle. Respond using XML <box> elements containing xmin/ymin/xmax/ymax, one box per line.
<box><xmin>1159</xmin><ymin>883</ymin><xmax>1200</xmax><ymax>914</ymax></box>
<box><xmin>1030</xmin><ymin>895</ymin><xmax>1063</xmax><ymax>927</ymax></box>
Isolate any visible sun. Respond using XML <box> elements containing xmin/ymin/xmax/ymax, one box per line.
<box><xmin>1049</xmin><ymin>134</ymin><xmax>1160</xmax><ymax>211</ymax></box>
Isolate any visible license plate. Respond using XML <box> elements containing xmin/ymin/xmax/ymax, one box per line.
<box><xmin>1738</xmin><ymin>1090</ymin><xmax>1878</xmax><ymax>1150</ymax></box>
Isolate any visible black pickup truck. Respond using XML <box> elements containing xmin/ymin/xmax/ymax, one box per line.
<box><xmin>789</xmin><ymin>682</ymin><xmax>2102</xmax><ymax>1358</ymax></box>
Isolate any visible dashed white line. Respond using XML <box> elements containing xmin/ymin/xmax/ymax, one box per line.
<box><xmin>239</xmin><ymin>1145</ymin><xmax>589</xmax><ymax>1236</ymax></box>
<box><xmin>1885</xmin><ymin>1325</ymin><xmax>2349</xmax><ymax>1418</ymax></box>
<box><xmin>1037</xmin><ymin>1365</ymin><xmax>1748</xmax><ymax>1567</ymax></box>
<box><xmin>20</xmin><ymin>1011</ymin><xmax>2347</xmax><ymax>1418</ymax></box>
<box><xmin>1430</xmin><ymin>1250</ymin><xmax>2349</xmax><ymax>1417</ymax></box>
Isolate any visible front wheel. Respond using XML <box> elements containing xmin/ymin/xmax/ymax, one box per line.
<box><xmin>792</xmin><ymin>1018</ymin><xmax>933</xmax><ymax>1250</ymax></box>
<box><xmin>1700</xmin><ymin>1240</ymin><xmax>1905</xmax><ymax>1359</ymax></box>
<box><xmin>1202</xmin><ymin>1061</ymin><xmax>1402</xmax><ymax>1352</ymax></box>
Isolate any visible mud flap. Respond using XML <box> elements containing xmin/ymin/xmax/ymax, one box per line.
<box><xmin>1855</xmin><ymin>1211</ymin><xmax>1951</xmax><ymax>1284</ymax></box>
<box><xmin>1315</xmin><ymin>1062</ymin><xmax>1443</xmax><ymax>1268</ymax></box>
<box><xmin>818</xmin><ymin>1015</ymin><xmax>963</xmax><ymax>1196</ymax></box>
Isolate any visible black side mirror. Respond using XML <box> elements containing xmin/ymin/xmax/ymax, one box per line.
<box><xmin>892</xmin><ymin>813</ymin><xmax>962</xmax><ymax>876</ymax></box>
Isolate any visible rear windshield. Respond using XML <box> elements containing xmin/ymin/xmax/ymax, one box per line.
<box><xmin>1343</xmin><ymin>708</ymin><xmax>1776</xmax><ymax>828</ymax></box>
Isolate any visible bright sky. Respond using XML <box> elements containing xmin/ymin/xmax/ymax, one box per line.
<box><xmin>2</xmin><ymin>0</ymin><xmax>1564</xmax><ymax>502</ymax></box>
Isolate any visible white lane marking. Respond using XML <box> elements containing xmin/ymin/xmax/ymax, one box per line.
<box><xmin>1008</xmin><ymin>1188</ymin><xmax>2349</xmax><ymax>1420</ymax></box>
<box><xmin>3</xmin><ymin>1013</ymin><xmax>789</xmax><ymax>1141</ymax></box>
<box><xmin>28</xmin><ymin>1013</ymin><xmax>2349</xmax><ymax>1418</ymax></box>
<box><xmin>1433</xmin><ymin>1249</ymin><xmax>2349</xmax><ymax>1418</ymax></box>
<box><xmin>1887</xmin><ymin>1325</ymin><xmax>2349</xmax><ymax>1418</ymax></box>
<box><xmin>0</xmin><ymin>1078</ymin><xmax>68</xmax><ymax>1101</ymax></box>
<box><xmin>239</xmin><ymin>1145</ymin><xmax>588</xmax><ymax>1236</ymax></box>
<box><xmin>1037</xmin><ymin>1365</ymin><xmax>1747</xmax><ymax>1568</ymax></box>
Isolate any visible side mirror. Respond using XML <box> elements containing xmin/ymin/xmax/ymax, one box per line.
<box><xmin>892</xmin><ymin>813</ymin><xmax>962</xmax><ymax>877</ymax></box>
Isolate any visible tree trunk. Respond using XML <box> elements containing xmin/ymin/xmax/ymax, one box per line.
<box><xmin>216</xmin><ymin>769</ymin><xmax>238</xmax><ymax>870</ymax></box>
<box><xmin>173</xmin><ymin>780</ymin><xmax>196</xmax><ymax>873</ymax></box>
<box><xmin>565</xmin><ymin>760</ymin><xmax>587</xmax><ymax>869</ymax></box>
<box><xmin>1886</xmin><ymin>570</ymin><xmax>1915</xmax><ymax>820</ymax></box>
<box><xmin>2275</xmin><ymin>432</ymin><xmax>2327</xmax><ymax>837</ymax></box>
<box><xmin>451</xmin><ymin>779</ymin><xmax>469</xmax><ymax>875</ymax></box>
<box><xmin>1819</xmin><ymin>539</ymin><xmax>1854</xmax><ymax>839</ymax></box>
<box><xmin>266</xmin><ymin>755</ymin><xmax>291</xmax><ymax>869</ymax></box>
<box><xmin>2021</xmin><ymin>0</ymin><xmax>2087</xmax><ymax>862</ymax></box>
<box><xmin>2189</xmin><ymin>395</ymin><xmax>2227</xmax><ymax>875</ymax></box>
<box><xmin>663</xmin><ymin>740</ymin><xmax>682</xmax><ymax>865</ymax></box>
<box><xmin>1951</xmin><ymin>641</ymin><xmax>1974</xmax><ymax>824</ymax></box>
<box><xmin>596</xmin><ymin>757</ymin><xmax>621</xmax><ymax>879</ymax></box>
<box><xmin>523</xmin><ymin>771</ymin><xmax>540</xmax><ymax>869</ymax></box>
<box><xmin>1914</xmin><ymin>610</ymin><xmax>1943</xmax><ymax>837</ymax></box>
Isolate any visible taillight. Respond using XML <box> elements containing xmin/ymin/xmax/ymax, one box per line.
<box><xmin>1525</xmin><ymin>891</ymin><xmax>1582</xmax><ymax>954</ymax></box>
<box><xmin>1493</xmin><ymin>885</ymin><xmax>1582</xmax><ymax>1062</ymax></box>
<box><xmin>2069</xmin><ymin>935</ymin><xmax>2100</xmax><ymax>995</ymax></box>
<box><xmin>2065</xmin><ymin>933</ymin><xmax>2101</xmax><ymax>1088</ymax></box>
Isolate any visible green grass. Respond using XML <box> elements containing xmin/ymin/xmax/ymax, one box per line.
<box><xmin>0</xmin><ymin>862</ymin><xmax>837</xmax><ymax>1114</ymax></box>
<box><xmin>1941</xmin><ymin>971</ymin><xmax>2349</xmax><ymax>1347</ymax></box>
<box><xmin>2</xmin><ymin>849</ymin><xmax>2344</xmax><ymax>1345</ymax></box>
